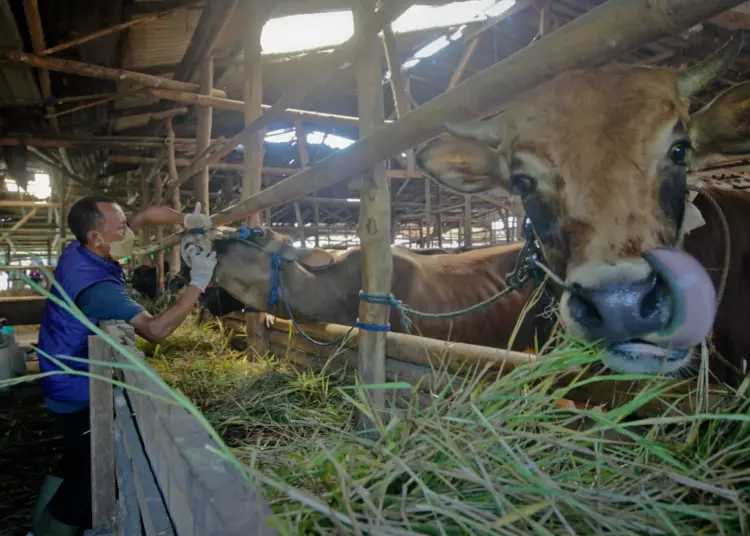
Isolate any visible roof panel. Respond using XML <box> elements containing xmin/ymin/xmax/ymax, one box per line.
<box><xmin>122</xmin><ymin>7</ymin><xmax>201</xmax><ymax>70</ymax></box>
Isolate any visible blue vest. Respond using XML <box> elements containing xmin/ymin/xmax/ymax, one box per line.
<box><xmin>37</xmin><ymin>241</ymin><xmax>125</xmax><ymax>404</ymax></box>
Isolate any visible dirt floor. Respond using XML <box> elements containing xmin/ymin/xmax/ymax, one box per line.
<box><xmin>0</xmin><ymin>382</ymin><xmax>63</xmax><ymax>536</ymax></box>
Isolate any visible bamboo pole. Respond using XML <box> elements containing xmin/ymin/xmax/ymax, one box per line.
<box><xmin>161</xmin><ymin>0</ymin><xmax>413</xmax><ymax>202</ymax></box>
<box><xmin>0</xmin><ymin>201</ymin><xmax>57</xmax><ymax>208</ymax></box>
<box><xmin>155</xmin><ymin>172</ymin><xmax>164</xmax><ymax>292</ymax></box>
<box><xmin>242</xmin><ymin>0</ymin><xmax>269</xmax><ymax>358</ymax></box>
<box><xmin>464</xmin><ymin>195</ymin><xmax>472</xmax><ymax>248</ymax></box>
<box><xmin>354</xmin><ymin>0</ymin><xmax>391</xmax><ymax>430</ymax></box>
<box><xmin>134</xmin><ymin>0</ymin><xmax>744</xmax><ymax>255</ymax></box>
<box><xmin>195</xmin><ymin>57</ymin><xmax>213</xmax><ymax>215</ymax></box>
<box><xmin>58</xmin><ymin>171</ymin><xmax>67</xmax><ymax>254</ymax></box>
<box><xmin>140</xmin><ymin>173</ymin><xmax>150</xmax><ymax>264</ymax></box>
<box><xmin>448</xmin><ymin>37</ymin><xmax>479</xmax><ymax>90</ymax></box>
<box><xmin>166</xmin><ymin>118</ymin><xmax>182</xmax><ymax>273</ymax></box>
<box><xmin>149</xmin><ymin>88</ymin><xmax>381</xmax><ymax>128</ymax></box>
<box><xmin>0</xmin><ymin>209</ymin><xmax>39</xmax><ymax>245</ymax></box>
<box><xmin>1</xmin><ymin>50</ymin><xmax>227</xmax><ymax>97</ymax></box>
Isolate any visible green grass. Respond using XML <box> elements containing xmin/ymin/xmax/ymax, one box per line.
<box><xmin>140</xmin><ymin>317</ymin><xmax>750</xmax><ymax>536</ymax></box>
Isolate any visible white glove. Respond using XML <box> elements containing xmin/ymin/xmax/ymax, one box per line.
<box><xmin>185</xmin><ymin>245</ymin><xmax>216</xmax><ymax>292</ymax></box>
<box><xmin>183</xmin><ymin>202</ymin><xmax>212</xmax><ymax>231</ymax></box>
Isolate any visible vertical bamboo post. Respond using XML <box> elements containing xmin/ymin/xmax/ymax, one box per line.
<box><xmin>293</xmin><ymin>120</ymin><xmax>310</xmax><ymax>246</ymax></box>
<box><xmin>166</xmin><ymin>117</ymin><xmax>181</xmax><ymax>273</ymax></box>
<box><xmin>139</xmin><ymin>172</ymin><xmax>150</xmax><ymax>264</ymax></box>
<box><xmin>196</xmin><ymin>56</ymin><xmax>213</xmax><ymax>216</ymax></box>
<box><xmin>436</xmin><ymin>186</ymin><xmax>443</xmax><ymax>248</ymax></box>
<box><xmin>155</xmin><ymin>172</ymin><xmax>164</xmax><ymax>292</ymax></box>
<box><xmin>464</xmin><ymin>195</ymin><xmax>472</xmax><ymax>248</ymax></box>
<box><xmin>424</xmin><ymin>179</ymin><xmax>431</xmax><ymax>248</ymax></box>
<box><xmin>243</xmin><ymin>0</ymin><xmax>269</xmax><ymax>356</ymax></box>
<box><xmin>57</xmin><ymin>171</ymin><xmax>67</xmax><ymax>255</ymax></box>
<box><xmin>313</xmin><ymin>202</ymin><xmax>320</xmax><ymax>248</ymax></box>
<box><xmin>354</xmin><ymin>0</ymin><xmax>390</xmax><ymax>431</ymax></box>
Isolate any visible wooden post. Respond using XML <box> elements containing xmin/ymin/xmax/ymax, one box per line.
<box><xmin>243</xmin><ymin>0</ymin><xmax>269</xmax><ymax>357</ymax></box>
<box><xmin>464</xmin><ymin>195</ymin><xmax>472</xmax><ymax>248</ymax></box>
<box><xmin>354</xmin><ymin>0</ymin><xmax>390</xmax><ymax>431</ymax></box>
<box><xmin>155</xmin><ymin>172</ymin><xmax>165</xmax><ymax>293</ymax></box>
<box><xmin>424</xmin><ymin>179</ymin><xmax>431</xmax><ymax>248</ymax></box>
<box><xmin>313</xmin><ymin>202</ymin><xmax>320</xmax><ymax>248</ymax></box>
<box><xmin>88</xmin><ymin>336</ymin><xmax>116</xmax><ymax>528</ymax></box>
<box><xmin>195</xmin><ymin>56</ymin><xmax>213</xmax><ymax>216</ymax></box>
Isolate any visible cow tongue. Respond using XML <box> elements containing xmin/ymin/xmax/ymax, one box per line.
<box><xmin>641</xmin><ymin>247</ymin><xmax>716</xmax><ymax>349</ymax></box>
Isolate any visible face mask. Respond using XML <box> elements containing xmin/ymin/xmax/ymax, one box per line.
<box><xmin>108</xmin><ymin>226</ymin><xmax>136</xmax><ymax>261</ymax></box>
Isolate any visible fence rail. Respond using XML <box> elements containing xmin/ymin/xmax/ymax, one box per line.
<box><xmin>86</xmin><ymin>320</ymin><xmax>276</xmax><ymax>536</ymax></box>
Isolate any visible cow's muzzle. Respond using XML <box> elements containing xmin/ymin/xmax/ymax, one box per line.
<box><xmin>566</xmin><ymin>247</ymin><xmax>716</xmax><ymax>362</ymax></box>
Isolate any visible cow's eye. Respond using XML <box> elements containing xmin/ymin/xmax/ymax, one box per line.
<box><xmin>669</xmin><ymin>140</ymin><xmax>691</xmax><ymax>166</ymax></box>
<box><xmin>509</xmin><ymin>174</ymin><xmax>537</xmax><ymax>196</ymax></box>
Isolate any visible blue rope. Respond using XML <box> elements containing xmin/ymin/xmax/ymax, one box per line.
<box><xmin>354</xmin><ymin>320</ymin><xmax>391</xmax><ymax>332</ymax></box>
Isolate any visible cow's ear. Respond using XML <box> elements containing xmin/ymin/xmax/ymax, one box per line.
<box><xmin>690</xmin><ymin>80</ymin><xmax>750</xmax><ymax>164</ymax></box>
<box><xmin>415</xmin><ymin>137</ymin><xmax>508</xmax><ymax>195</ymax></box>
<box><xmin>295</xmin><ymin>248</ymin><xmax>335</xmax><ymax>271</ymax></box>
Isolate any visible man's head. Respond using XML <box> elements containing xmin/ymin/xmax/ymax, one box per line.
<box><xmin>68</xmin><ymin>195</ymin><xmax>134</xmax><ymax>261</ymax></box>
<box><xmin>416</xmin><ymin>33</ymin><xmax>750</xmax><ymax>376</ymax></box>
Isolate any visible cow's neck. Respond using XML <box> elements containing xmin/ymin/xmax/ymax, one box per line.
<box><xmin>277</xmin><ymin>261</ymin><xmax>355</xmax><ymax>325</ymax></box>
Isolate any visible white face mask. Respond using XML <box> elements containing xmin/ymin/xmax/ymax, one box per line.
<box><xmin>108</xmin><ymin>226</ymin><xmax>136</xmax><ymax>261</ymax></box>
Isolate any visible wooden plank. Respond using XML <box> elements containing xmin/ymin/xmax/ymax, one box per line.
<box><xmin>113</xmin><ymin>409</ymin><xmax>143</xmax><ymax>536</ymax></box>
<box><xmin>88</xmin><ymin>336</ymin><xmax>117</xmax><ymax>528</ymax></box>
<box><xmin>354</xmin><ymin>0</ymin><xmax>391</xmax><ymax>431</ymax></box>
<box><xmin>114</xmin><ymin>385</ymin><xmax>175</xmax><ymax>536</ymax></box>
<box><xmin>103</xmin><ymin>322</ymin><xmax>276</xmax><ymax>535</ymax></box>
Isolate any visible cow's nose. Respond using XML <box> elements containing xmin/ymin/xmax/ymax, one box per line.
<box><xmin>567</xmin><ymin>275</ymin><xmax>670</xmax><ymax>345</ymax></box>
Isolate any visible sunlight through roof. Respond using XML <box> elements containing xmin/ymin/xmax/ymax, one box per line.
<box><xmin>265</xmin><ymin>128</ymin><xmax>356</xmax><ymax>150</ymax></box>
<box><xmin>4</xmin><ymin>172</ymin><xmax>51</xmax><ymax>199</ymax></box>
<box><xmin>259</xmin><ymin>0</ymin><xmax>516</xmax><ymax>56</ymax></box>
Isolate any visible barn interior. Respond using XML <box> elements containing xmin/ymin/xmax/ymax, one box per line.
<box><xmin>1</xmin><ymin>1</ymin><xmax>750</xmax><ymax>535</ymax></box>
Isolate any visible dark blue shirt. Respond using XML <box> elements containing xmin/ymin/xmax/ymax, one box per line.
<box><xmin>44</xmin><ymin>281</ymin><xmax>145</xmax><ymax>413</ymax></box>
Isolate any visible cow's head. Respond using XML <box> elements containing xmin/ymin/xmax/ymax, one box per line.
<box><xmin>416</xmin><ymin>33</ymin><xmax>750</xmax><ymax>376</ymax></box>
<box><xmin>212</xmin><ymin>226</ymin><xmax>335</xmax><ymax>310</ymax></box>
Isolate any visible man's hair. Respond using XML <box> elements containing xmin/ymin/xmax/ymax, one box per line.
<box><xmin>67</xmin><ymin>195</ymin><xmax>117</xmax><ymax>245</ymax></box>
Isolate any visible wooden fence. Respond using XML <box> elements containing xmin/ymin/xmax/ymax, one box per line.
<box><xmin>85</xmin><ymin>320</ymin><xmax>276</xmax><ymax>536</ymax></box>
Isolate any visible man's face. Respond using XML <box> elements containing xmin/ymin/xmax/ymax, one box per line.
<box><xmin>87</xmin><ymin>202</ymin><xmax>127</xmax><ymax>259</ymax></box>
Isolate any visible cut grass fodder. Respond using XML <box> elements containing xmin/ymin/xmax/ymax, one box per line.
<box><xmin>139</xmin><ymin>317</ymin><xmax>750</xmax><ymax>535</ymax></box>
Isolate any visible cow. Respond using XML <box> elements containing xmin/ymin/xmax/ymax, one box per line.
<box><xmin>208</xmin><ymin>226</ymin><xmax>555</xmax><ymax>352</ymax></box>
<box><xmin>412</xmin><ymin>32</ymin><xmax>750</xmax><ymax>387</ymax></box>
<box><xmin>130</xmin><ymin>261</ymin><xmax>175</xmax><ymax>300</ymax></box>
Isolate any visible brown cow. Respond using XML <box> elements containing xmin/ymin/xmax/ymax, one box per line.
<box><xmin>210</xmin><ymin>228</ymin><xmax>555</xmax><ymax>352</ymax></box>
<box><xmin>416</xmin><ymin>32</ymin><xmax>750</xmax><ymax>385</ymax></box>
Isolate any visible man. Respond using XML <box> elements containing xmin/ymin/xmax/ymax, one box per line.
<box><xmin>30</xmin><ymin>195</ymin><xmax>217</xmax><ymax>536</ymax></box>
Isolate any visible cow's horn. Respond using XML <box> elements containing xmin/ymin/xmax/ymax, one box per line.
<box><xmin>677</xmin><ymin>31</ymin><xmax>744</xmax><ymax>98</ymax></box>
<box><xmin>444</xmin><ymin>118</ymin><xmax>504</xmax><ymax>145</ymax></box>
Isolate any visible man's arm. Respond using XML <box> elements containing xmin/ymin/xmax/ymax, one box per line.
<box><xmin>128</xmin><ymin>285</ymin><xmax>204</xmax><ymax>343</ymax></box>
<box><xmin>77</xmin><ymin>281</ymin><xmax>204</xmax><ymax>344</ymax></box>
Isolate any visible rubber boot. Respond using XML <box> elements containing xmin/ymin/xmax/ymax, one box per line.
<box><xmin>32</xmin><ymin>507</ymin><xmax>80</xmax><ymax>536</ymax></box>
<box><xmin>31</xmin><ymin>475</ymin><xmax>64</xmax><ymax>529</ymax></box>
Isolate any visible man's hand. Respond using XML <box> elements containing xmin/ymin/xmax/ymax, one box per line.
<box><xmin>186</xmin><ymin>245</ymin><xmax>217</xmax><ymax>291</ymax></box>
<box><xmin>183</xmin><ymin>202</ymin><xmax>212</xmax><ymax>231</ymax></box>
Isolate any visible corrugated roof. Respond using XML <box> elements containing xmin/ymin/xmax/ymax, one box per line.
<box><xmin>122</xmin><ymin>7</ymin><xmax>202</xmax><ymax>70</ymax></box>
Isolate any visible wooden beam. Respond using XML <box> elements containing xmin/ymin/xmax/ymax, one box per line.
<box><xmin>293</xmin><ymin>120</ymin><xmax>309</xmax><ymax>245</ymax></box>
<box><xmin>242</xmin><ymin>0</ymin><xmax>269</xmax><ymax>358</ymax></box>
<box><xmin>149</xmin><ymin>88</ymin><xmax>386</xmax><ymax>128</ymax></box>
<box><xmin>354</xmin><ymin>0</ymin><xmax>390</xmax><ymax>431</ymax></box>
<box><xmin>38</xmin><ymin>2</ymin><xmax>205</xmax><ymax>57</ymax></box>
<box><xmin>22</xmin><ymin>0</ymin><xmax>59</xmax><ymax>133</ymax></box>
<box><xmin>137</xmin><ymin>0</ymin><xmax>744</xmax><ymax>255</ymax></box>
<box><xmin>1</xmin><ymin>51</ymin><xmax>227</xmax><ymax>97</ymax></box>
<box><xmin>0</xmin><ymin>135</ymin><xmax>197</xmax><ymax>151</ymax></box>
<box><xmin>162</xmin><ymin>0</ymin><xmax>413</xmax><ymax>201</ymax></box>
<box><xmin>0</xmin><ymin>200</ymin><xmax>57</xmax><ymax>208</ymax></box>
<box><xmin>172</xmin><ymin>0</ymin><xmax>238</xmax><ymax>83</ymax></box>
